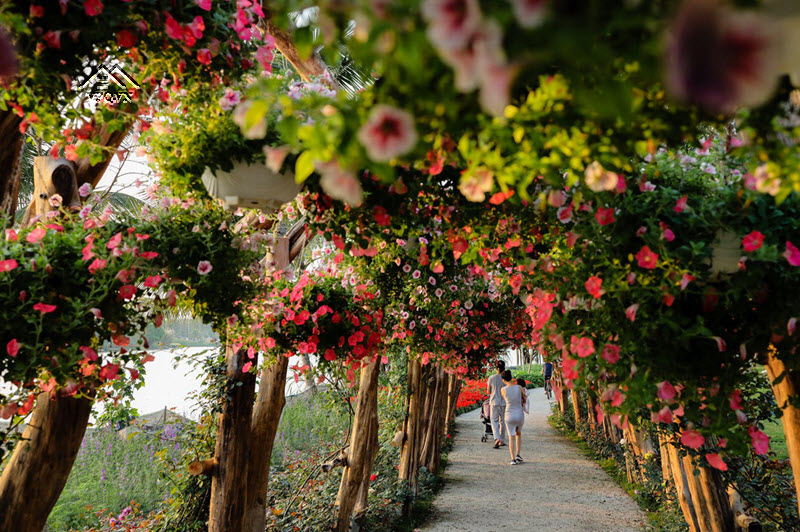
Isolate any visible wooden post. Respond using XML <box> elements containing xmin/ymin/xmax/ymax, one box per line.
<box><xmin>586</xmin><ymin>391</ymin><xmax>598</xmax><ymax>434</ymax></box>
<box><xmin>571</xmin><ymin>388</ymin><xmax>582</xmax><ymax>433</ymax></box>
<box><xmin>335</xmin><ymin>359</ymin><xmax>381</xmax><ymax>531</ymax></box>
<box><xmin>243</xmin><ymin>355</ymin><xmax>290</xmax><ymax>532</ymax></box>
<box><xmin>399</xmin><ymin>357</ymin><xmax>423</xmax><ymax>517</ymax></box>
<box><xmin>0</xmin><ymin>109</ymin><xmax>24</xmax><ymax>221</ymax></box>
<box><xmin>660</xmin><ymin>435</ymin><xmax>702</xmax><ymax>532</ymax></box>
<box><xmin>0</xmin><ymin>391</ymin><xmax>94</xmax><ymax>532</ymax></box>
<box><xmin>208</xmin><ymin>346</ymin><xmax>257</xmax><ymax>532</ymax></box>
<box><xmin>764</xmin><ymin>350</ymin><xmax>800</xmax><ymax>518</ymax></box>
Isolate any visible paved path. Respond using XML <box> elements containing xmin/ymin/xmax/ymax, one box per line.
<box><xmin>420</xmin><ymin>388</ymin><xmax>646</xmax><ymax>532</ymax></box>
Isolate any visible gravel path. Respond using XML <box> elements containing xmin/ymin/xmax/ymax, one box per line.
<box><xmin>419</xmin><ymin>388</ymin><xmax>646</xmax><ymax>532</ymax></box>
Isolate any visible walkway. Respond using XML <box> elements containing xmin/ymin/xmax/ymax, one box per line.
<box><xmin>420</xmin><ymin>388</ymin><xmax>646</xmax><ymax>532</ymax></box>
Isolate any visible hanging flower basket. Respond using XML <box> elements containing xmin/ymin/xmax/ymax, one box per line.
<box><xmin>201</xmin><ymin>161</ymin><xmax>300</xmax><ymax>212</ymax></box>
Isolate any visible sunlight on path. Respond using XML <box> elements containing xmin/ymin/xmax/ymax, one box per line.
<box><xmin>420</xmin><ymin>388</ymin><xmax>646</xmax><ymax>532</ymax></box>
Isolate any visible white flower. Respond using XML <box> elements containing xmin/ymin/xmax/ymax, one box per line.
<box><xmin>510</xmin><ymin>0</ymin><xmax>547</xmax><ymax>28</ymax></box>
<box><xmin>358</xmin><ymin>105</ymin><xmax>418</xmax><ymax>162</ymax></box>
<box><xmin>197</xmin><ymin>260</ymin><xmax>213</xmax><ymax>275</ymax></box>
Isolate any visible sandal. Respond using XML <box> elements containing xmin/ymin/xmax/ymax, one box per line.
<box><xmin>493</xmin><ymin>441</ymin><xmax>501</xmax><ymax>449</ymax></box>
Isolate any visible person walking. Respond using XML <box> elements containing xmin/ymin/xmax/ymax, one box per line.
<box><xmin>486</xmin><ymin>360</ymin><xmax>507</xmax><ymax>449</ymax></box>
<box><xmin>501</xmin><ymin>370</ymin><xmax>525</xmax><ymax>465</ymax></box>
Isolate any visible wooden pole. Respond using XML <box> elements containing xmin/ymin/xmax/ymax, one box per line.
<box><xmin>0</xmin><ymin>391</ymin><xmax>94</xmax><ymax>532</ymax></box>
<box><xmin>0</xmin><ymin>109</ymin><xmax>24</xmax><ymax>222</ymax></box>
<box><xmin>243</xmin><ymin>355</ymin><xmax>290</xmax><ymax>532</ymax></box>
<box><xmin>335</xmin><ymin>359</ymin><xmax>381</xmax><ymax>531</ymax></box>
<box><xmin>208</xmin><ymin>346</ymin><xmax>257</xmax><ymax>532</ymax></box>
<box><xmin>399</xmin><ymin>357</ymin><xmax>423</xmax><ymax>518</ymax></box>
<box><xmin>570</xmin><ymin>388</ymin><xmax>582</xmax><ymax>433</ymax></box>
<box><xmin>764</xmin><ymin>350</ymin><xmax>800</xmax><ymax>518</ymax></box>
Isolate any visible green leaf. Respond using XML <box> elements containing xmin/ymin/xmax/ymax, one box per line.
<box><xmin>295</xmin><ymin>152</ymin><xmax>315</xmax><ymax>183</ymax></box>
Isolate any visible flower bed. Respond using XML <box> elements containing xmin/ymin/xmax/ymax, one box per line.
<box><xmin>455</xmin><ymin>379</ymin><xmax>486</xmax><ymax>415</ymax></box>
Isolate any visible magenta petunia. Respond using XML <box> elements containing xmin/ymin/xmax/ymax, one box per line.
<box><xmin>84</xmin><ymin>0</ymin><xmax>104</xmax><ymax>16</ymax></box>
<box><xmin>749</xmin><ymin>426</ymin><xmax>770</xmax><ymax>455</ymax></box>
<box><xmin>742</xmin><ymin>230</ymin><xmax>764</xmax><ymax>252</ymax></box>
<box><xmin>33</xmin><ymin>302</ymin><xmax>56</xmax><ymax>314</ymax></box>
<box><xmin>197</xmin><ymin>260</ymin><xmax>213</xmax><ymax>275</ymax></box>
<box><xmin>358</xmin><ymin>105</ymin><xmax>418</xmax><ymax>162</ymax></box>
<box><xmin>784</xmin><ymin>241</ymin><xmax>800</xmax><ymax>266</ymax></box>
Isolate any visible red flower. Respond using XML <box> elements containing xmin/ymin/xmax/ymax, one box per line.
<box><xmin>165</xmin><ymin>13</ymin><xmax>183</xmax><ymax>40</ymax></box>
<box><xmin>673</xmin><ymin>195</ymin><xmax>688</xmax><ymax>213</ymax></box>
<box><xmin>595</xmin><ymin>207</ymin><xmax>615</xmax><ymax>226</ymax></box>
<box><xmin>84</xmin><ymin>0</ymin><xmax>104</xmax><ymax>16</ymax></box>
<box><xmin>197</xmin><ymin>48</ymin><xmax>212</xmax><ymax>65</ymax></box>
<box><xmin>570</xmin><ymin>335</ymin><xmax>595</xmax><ymax>358</ymax></box>
<box><xmin>42</xmin><ymin>30</ymin><xmax>61</xmax><ymax>49</ymax></box>
<box><xmin>584</xmin><ymin>275</ymin><xmax>603</xmax><ymax>299</ymax></box>
<box><xmin>117</xmin><ymin>29</ymin><xmax>139</xmax><ymax>48</ymax></box>
<box><xmin>99</xmin><ymin>363</ymin><xmax>120</xmax><ymax>381</ymax></box>
<box><xmin>705</xmin><ymin>453</ymin><xmax>728</xmax><ymax>471</ymax></box>
<box><xmin>7</xmin><ymin>339</ymin><xmax>19</xmax><ymax>357</ymax></box>
<box><xmin>0</xmin><ymin>259</ymin><xmax>18</xmax><ymax>272</ymax></box>
<box><xmin>119</xmin><ymin>285</ymin><xmax>137</xmax><ymax>300</ymax></box>
<box><xmin>33</xmin><ymin>302</ymin><xmax>57</xmax><ymax>314</ymax></box>
<box><xmin>26</xmin><ymin>227</ymin><xmax>47</xmax><ymax>244</ymax></box>
<box><xmin>29</xmin><ymin>5</ymin><xmax>45</xmax><ymax>17</ymax></box>
<box><xmin>144</xmin><ymin>275</ymin><xmax>162</xmax><ymax>288</ymax></box>
<box><xmin>680</xmin><ymin>429</ymin><xmax>705</xmax><ymax>450</ymax></box>
<box><xmin>372</xmin><ymin>206</ymin><xmax>391</xmax><ymax>226</ymax></box>
<box><xmin>742</xmin><ymin>231</ymin><xmax>764</xmax><ymax>252</ymax></box>
<box><xmin>87</xmin><ymin>258</ymin><xmax>106</xmax><ymax>274</ymax></box>
<box><xmin>635</xmin><ymin>246</ymin><xmax>659</xmax><ymax>269</ymax></box>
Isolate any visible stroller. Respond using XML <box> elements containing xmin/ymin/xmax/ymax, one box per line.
<box><xmin>479</xmin><ymin>398</ymin><xmax>493</xmax><ymax>442</ymax></box>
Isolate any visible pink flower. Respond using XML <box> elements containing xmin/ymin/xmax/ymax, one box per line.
<box><xmin>479</xmin><ymin>62</ymin><xmax>517</xmax><ymax>117</ymax></box>
<box><xmin>570</xmin><ymin>335</ymin><xmax>595</xmax><ymax>358</ymax></box>
<box><xmin>318</xmin><ymin>161</ymin><xmax>363</xmax><ymax>206</ymax></box>
<box><xmin>705</xmin><ymin>453</ymin><xmax>728</xmax><ymax>471</ymax></box>
<box><xmin>165</xmin><ymin>13</ymin><xmax>183</xmax><ymax>40</ymax></box>
<box><xmin>673</xmin><ymin>195</ymin><xmax>688</xmax><ymax>213</ymax></box>
<box><xmin>665</xmin><ymin>0</ymin><xmax>778</xmax><ymax>113</ymax></box>
<box><xmin>358</xmin><ymin>105</ymin><xmax>418</xmax><ymax>162</ymax></box>
<box><xmin>0</xmin><ymin>259</ymin><xmax>18</xmax><ymax>272</ymax></box>
<box><xmin>635</xmin><ymin>246</ymin><xmax>659</xmax><ymax>269</ymax></box>
<box><xmin>421</xmin><ymin>0</ymin><xmax>482</xmax><ymax>51</ymax></box>
<box><xmin>679</xmin><ymin>273</ymin><xmax>695</xmax><ymax>291</ymax></box>
<box><xmin>595</xmin><ymin>207</ymin><xmax>615</xmax><ymax>226</ymax></box>
<box><xmin>197</xmin><ymin>0</ymin><xmax>211</xmax><ymax>10</ymax></box>
<box><xmin>657</xmin><ymin>381</ymin><xmax>677</xmax><ymax>402</ymax></box>
<box><xmin>33</xmin><ymin>302</ymin><xmax>57</xmax><ymax>314</ymax></box>
<box><xmin>510</xmin><ymin>0</ymin><xmax>547</xmax><ymax>28</ymax></box>
<box><xmin>680</xmin><ymin>429</ymin><xmax>705</xmax><ymax>450</ymax></box>
<box><xmin>107</xmin><ymin>233</ymin><xmax>122</xmax><ymax>250</ymax></box>
<box><xmin>5</xmin><ymin>229</ymin><xmax>17</xmax><ymax>242</ymax></box>
<box><xmin>729</xmin><ymin>389</ymin><xmax>743</xmax><ymax>410</ymax></box>
<box><xmin>197</xmin><ymin>48</ymin><xmax>212</xmax><ymax>65</ymax></box>
<box><xmin>264</xmin><ymin>146</ymin><xmax>290</xmax><ymax>173</ymax></box>
<box><xmin>653</xmin><ymin>406</ymin><xmax>673</xmax><ymax>424</ymax></box>
<box><xmin>144</xmin><ymin>275</ymin><xmax>162</xmax><ymax>288</ymax></box>
<box><xmin>26</xmin><ymin>227</ymin><xmax>46</xmax><ymax>244</ymax></box>
<box><xmin>78</xmin><ymin>183</ymin><xmax>92</xmax><ymax>197</ymax></box>
<box><xmin>197</xmin><ymin>260</ymin><xmax>213</xmax><ymax>275</ymax></box>
<box><xmin>556</xmin><ymin>205</ymin><xmax>573</xmax><ymax>224</ymax></box>
<box><xmin>584</xmin><ymin>275</ymin><xmax>604</xmax><ymax>299</ymax></box>
<box><xmin>625</xmin><ymin>303</ymin><xmax>639</xmax><ymax>322</ymax></box>
<box><xmin>7</xmin><ymin>339</ymin><xmax>19</xmax><ymax>357</ymax></box>
<box><xmin>749</xmin><ymin>426</ymin><xmax>770</xmax><ymax>455</ymax></box>
<box><xmin>784</xmin><ymin>241</ymin><xmax>800</xmax><ymax>266</ymax></box>
<box><xmin>87</xmin><ymin>258</ymin><xmax>106</xmax><ymax>274</ymax></box>
<box><xmin>255</xmin><ymin>42</ymin><xmax>275</xmax><ymax>71</ymax></box>
<box><xmin>84</xmin><ymin>0</ymin><xmax>103</xmax><ymax>16</ymax></box>
<box><xmin>218</xmin><ymin>88</ymin><xmax>242</xmax><ymax>111</ymax></box>
<box><xmin>742</xmin><ymin>231</ymin><xmax>764</xmax><ymax>252</ymax></box>
<box><xmin>600</xmin><ymin>344</ymin><xmax>620</xmax><ymax>364</ymax></box>
<box><xmin>43</xmin><ymin>30</ymin><xmax>61</xmax><ymax>49</ymax></box>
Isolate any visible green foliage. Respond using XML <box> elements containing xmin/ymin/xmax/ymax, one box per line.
<box><xmin>46</xmin><ymin>427</ymin><xmax>182</xmax><ymax>532</ymax></box>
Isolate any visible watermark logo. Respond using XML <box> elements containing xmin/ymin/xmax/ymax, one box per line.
<box><xmin>78</xmin><ymin>63</ymin><xmax>140</xmax><ymax>104</ymax></box>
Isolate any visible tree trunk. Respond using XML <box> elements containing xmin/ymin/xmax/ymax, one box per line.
<box><xmin>660</xmin><ymin>435</ymin><xmax>702</xmax><ymax>532</ymax></box>
<box><xmin>764</xmin><ymin>349</ymin><xmax>800</xmax><ymax>518</ymax></box>
<box><xmin>335</xmin><ymin>359</ymin><xmax>381</xmax><ymax>531</ymax></box>
<box><xmin>0</xmin><ymin>391</ymin><xmax>94</xmax><ymax>532</ymax></box>
<box><xmin>571</xmin><ymin>388</ymin><xmax>582</xmax><ymax>432</ymax></box>
<box><xmin>443</xmin><ymin>375</ymin><xmax>461</xmax><ymax>435</ymax></box>
<box><xmin>262</xmin><ymin>20</ymin><xmax>328</xmax><ymax>82</ymax></box>
<box><xmin>209</xmin><ymin>346</ymin><xmax>257</xmax><ymax>532</ymax></box>
<box><xmin>0</xmin><ymin>109</ymin><xmax>24</xmax><ymax>222</ymax></box>
<box><xmin>586</xmin><ymin>391</ymin><xmax>598</xmax><ymax>434</ymax></box>
<box><xmin>243</xmin><ymin>354</ymin><xmax>290</xmax><ymax>532</ymax></box>
<box><xmin>421</xmin><ymin>365</ymin><xmax>449</xmax><ymax>474</ymax></box>
<box><xmin>399</xmin><ymin>357</ymin><xmax>423</xmax><ymax>516</ymax></box>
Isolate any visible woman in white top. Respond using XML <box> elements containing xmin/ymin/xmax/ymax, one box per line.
<box><xmin>500</xmin><ymin>370</ymin><xmax>526</xmax><ymax>464</ymax></box>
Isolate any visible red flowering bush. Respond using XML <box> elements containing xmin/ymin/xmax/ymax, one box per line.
<box><xmin>456</xmin><ymin>379</ymin><xmax>486</xmax><ymax>412</ymax></box>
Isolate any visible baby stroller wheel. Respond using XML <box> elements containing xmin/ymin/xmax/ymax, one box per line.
<box><xmin>481</xmin><ymin>434</ymin><xmax>487</xmax><ymax>442</ymax></box>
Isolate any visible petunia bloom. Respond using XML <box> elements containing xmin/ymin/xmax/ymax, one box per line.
<box><xmin>595</xmin><ymin>207</ymin><xmax>615</xmax><ymax>226</ymax></box>
<box><xmin>421</xmin><ymin>0</ymin><xmax>482</xmax><ymax>51</ymax></box>
<box><xmin>635</xmin><ymin>246</ymin><xmax>659</xmax><ymax>269</ymax></box>
<box><xmin>197</xmin><ymin>261</ymin><xmax>213</xmax><ymax>275</ymax></box>
<box><xmin>705</xmin><ymin>453</ymin><xmax>728</xmax><ymax>471</ymax></box>
<box><xmin>784</xmin><ymin>241</ymin><xmax>800</xmax><ymax>266</ymax></box>
<box><xmin>584</xmin><ymin>275</ymin><xmax>604</xmax><ymax>298</ymax></box>
<box><xmin>358</xmin><ymin>105</ymin><xmax>418</xmax><ymax>162</ymax></box>
<box><xmin>6</xmin><ymin>339</ymin><xmax>19</xmax><ymax>357</ymax></box>
<box><xmin>749</xmin><ymin>426</ymin><xmax>770</xmax><ymax>455</ymax></box>
<box><xmin>742</xmin><ymin>230</ymin><xmax>764</xmax><ymax>252</ymax></box>
<box><xmin>0</xmin><ymin>259</ymin><xmax>18</xmax><ymax>272</ymax></box>
<box><xmin>680</xmin><ymin>429</ymin><xmax>705</xmax><ymax>449</ymax></box>
<box><xmin>33</xmin><ymin>302</ymin><xmax>57</xmax><ymax>314</ymax></box>
<box><xmin>510</xmin><ymin>0</ymin><xmax>547</xmax><ymax>28</ymax></box>
<box><xmin>584</xmin><ymin>161</ymin><xmax>619</xmax><ymax>192</ymax></box>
